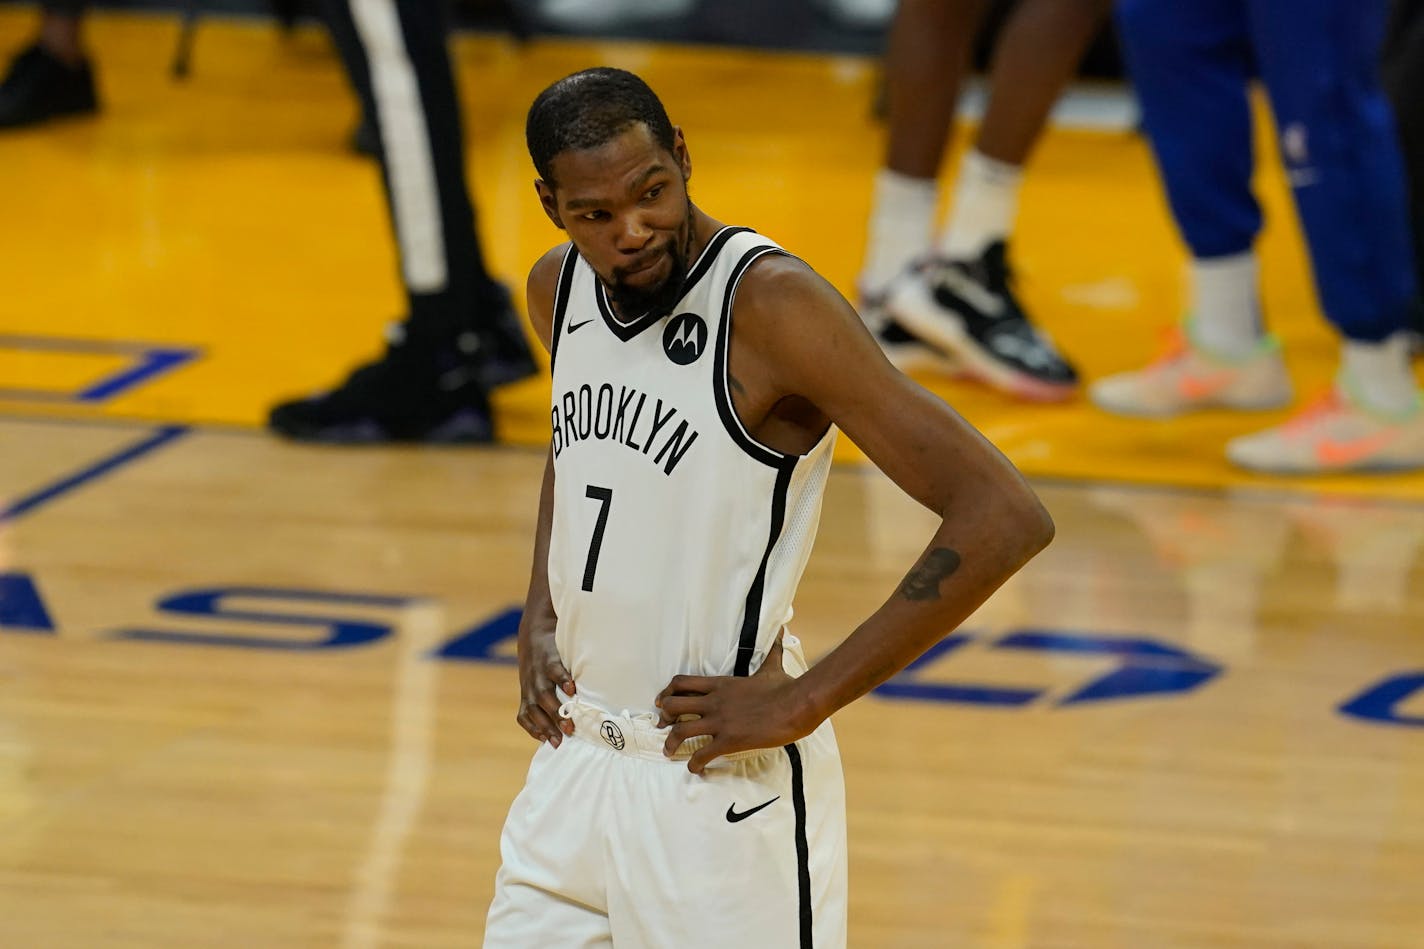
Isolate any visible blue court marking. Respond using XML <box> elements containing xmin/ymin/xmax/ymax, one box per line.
<box><xmin>0</xmin><ymin>425</ymin><xmax>189</xmax><ymax>523</ymax></box>
<box><xmin>0</xmin><ymin>335</ymin><xmax>200</xmax><ymax>404</ymax></box>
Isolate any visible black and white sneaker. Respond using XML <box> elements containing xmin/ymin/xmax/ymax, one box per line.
<box><xmin>857</xmin><ymin>292</ymin><xmax>960</xmax><ymax>376</ymax></box>
<box><xmin>0</xmin><ymin>44</ymin><xmax>99</xmax><ymax>129</ymax></box>
<box><xmin>884</xmin><ymin>241</ymin><xmax>1079</xmax><ymax>401</ymax></box>
<box><xmin>267</xmin><ymin>285</ymin><xmax>536</xmax><ymax>444</ymax></box>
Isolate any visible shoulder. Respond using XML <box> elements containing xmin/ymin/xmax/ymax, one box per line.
<box><xmin>526</xmin><ymin>243</ymin><xmax>574</xmax><ymax>353</ymax></box>
<box><xmin>729</xmin><ymin>247</ymin><xmax>896</xmax><ymax>406</ymax></box>
<box><xmin>732</xmin><ymin>250</ymin><xmax>860</xmax><ymax>341</ymax></box>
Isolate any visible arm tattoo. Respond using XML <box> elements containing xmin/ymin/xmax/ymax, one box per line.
<box><xmin>728</xmin><ymin>373</ymin><xmax>747</xmax><ymax>395</ymax></box>
<box><xmin>898</xmin><ymin>548</ymin><xmax>962</xmax><ymax>602</ymax></box>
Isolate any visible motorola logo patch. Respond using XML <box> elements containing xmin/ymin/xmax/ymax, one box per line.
<box><xmin>663</xmin><ymin>313</ymin><xmax>708</xmax><ymax>366</ymax></box>
<box><xmin>600</xmin><ymin>720</ymin><xmax>626</xmax><ymax>751</ymax></box>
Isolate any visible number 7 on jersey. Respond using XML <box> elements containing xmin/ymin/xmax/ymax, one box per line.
<box><xmin>582</xmin><ymin>485</ymin><xmax>613</xmax><ymax>592</ymax></box>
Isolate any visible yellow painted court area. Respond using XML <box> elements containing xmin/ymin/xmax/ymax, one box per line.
<box><xmin>1</xmin><ymin>8</ymin><xmax>1420</xmax><ymax>498</ymax></box>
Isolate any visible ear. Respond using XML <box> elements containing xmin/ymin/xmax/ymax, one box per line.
<box><xmin>672</xmin><ymin>127</ymin><xmax>691</xmax><ymax>184</ymax></box>
<box><xmin>534</xmin><ymin>179</ymin><xmax>565</xmax><ymax>230</ymax></box>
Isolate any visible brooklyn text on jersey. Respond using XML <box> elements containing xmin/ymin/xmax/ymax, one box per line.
<box><xmin>550</xmin><ymin>382</ymin><xmax>700</xmax><ymax>476</ymax></box>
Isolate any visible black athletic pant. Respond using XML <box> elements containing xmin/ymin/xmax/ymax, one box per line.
<box><xmin>320</xmin><ymin>0</ymin><xmax>502</xmax><ymax>341</ymax></box>
<box><xmin>1384</xmin><ymin>0</ymin><xmax>1424</xmax><ymax>326</ymax></box>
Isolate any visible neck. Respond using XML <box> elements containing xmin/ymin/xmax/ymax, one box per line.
<box><xmin>686</xmin><ymin>205</ymin><xmax>722</xmax><ymax>262</ymax></box>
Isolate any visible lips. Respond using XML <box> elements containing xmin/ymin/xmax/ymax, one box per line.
<box><xmin>620</xmin><ymin>250</ymin><xmax>667</xmax><ymax>284</ymax></box>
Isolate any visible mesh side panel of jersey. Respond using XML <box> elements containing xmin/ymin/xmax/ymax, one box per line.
<box><xmin>761</xmin><ymin>432</ymin><xmax>836</xmax><ymax>636</ymax></box>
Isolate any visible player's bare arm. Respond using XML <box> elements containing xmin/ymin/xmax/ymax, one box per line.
<box><xmin>514</xmin><ymin>246</ymin><xmax>577</xmax><ymax>747</ymax></box>
<box><xmin>657</xmin><ymin>253</ymin><xmax>1055</xmax><ymax>772</ymax></box>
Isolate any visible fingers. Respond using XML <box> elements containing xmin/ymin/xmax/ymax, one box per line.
<box><xmin>517</xmin><ymin>702</ymin><xmax>563</xmax><ymax>747</ymax></box>
<box><xmin>533</xmin><ymin>682</ymin><xmax>574</xmax><ymax>736</ymax></box>
<box><xmin>753</xmin><ymin>630</ymin><xmax>785</xmax><ymax>676</ymax></box>
<box><xmin>662</xmin><ymin>716</ymin><xmax>714</xmax><ymax>757</ymax></box>
<box><xmin>687</xmin><ymin>740</ymin><xmax>724</xmax><ymax>775</ymax></box>
<box><xmin>656</xmin><ymin>675</ymin><xmax>716</xmax><ymax>706</ymax></box>
<box><xmin>547</xmin><ymin>661</ymin><xmax>575</xmax><ymax>697</ymax></box>
<box><xmin>655</xmin><ymin>694</ymin><xmax>705</xmax><ymax>726</ymax></box>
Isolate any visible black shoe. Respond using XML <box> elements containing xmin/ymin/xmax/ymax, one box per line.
<box><xmin>0</xmin><ymin>44</ymin><xmax>99</xmax><ymax>129</ymax></box>
<box><xmin>266</xmin><ymin>286</ymin><xmax>537</xmax><ymax>444</ymax></box>
<box><xmin>884</xmin><ymin>241</ymin><xmax>1079</xmax><ymax>401</ymax></box>
<box><xmin>267</xmin><ymin>331</ymin><xmax>496</xmax><ymax>444</ymax></box>
<box><xmin>469</xmin><ymin>282</ymin><xmax>539</xmax><ymax>389</ymax></box>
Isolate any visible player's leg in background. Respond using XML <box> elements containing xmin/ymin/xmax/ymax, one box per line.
<box><xmin>858</xmin><ymin>0</ymin><xmax>985</xmax><ymax>382</ymax></box>
<box><xmin>1379</xmin><ymin>0</ymin><xmax>1424</xmax><ymax>346</ymax></box>
<box><xmin>859</xmin><ymin>0</ymin><xmax>986</xmax><ymax>315</ymax></box>
<box><xmin>0</xmin><ymin>0</ymin><xmax>99</xmax><ymax>129</ymax></box>
<box><xmin>865</xmin><ymin>0</ymin><xmax>1104</xmax><ymax>400</ymax></box>
<box><xmin>1221</xmin><ymin>0</ymin><xmax>1424</xmax><ymax>473</ymax></box>
<box><xmin>1090</xmin><ymin>0</ymin><xmax>1294</xmax><ymax>420</ymax></box>
<box><xmin>267</xmin><ymin>0</ymin><xmax>535</xmax><ymax>444</ymax></box>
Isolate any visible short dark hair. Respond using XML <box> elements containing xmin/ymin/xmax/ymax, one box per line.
<box><xmin>526</xmin><ymin>67</ymin><xmax>676</xmax><ymax>186</ymax></box>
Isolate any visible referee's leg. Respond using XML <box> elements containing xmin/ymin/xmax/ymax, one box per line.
<box><xmin>268</xmin><ymin>0</ymin><xmax>534</xmax><ymax>441</ymax></box>
<box><xmin>321</xmin><ymin>0</ymin><xmax>500</xmax><ymax>338</ymax></box>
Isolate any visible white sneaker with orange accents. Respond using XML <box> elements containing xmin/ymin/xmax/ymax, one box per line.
<box><xmin>1226</xmin><ymin>386</ymin><xmax>1424</xmax><ymax>474</ymax></box>
<box><xmin>1089</xmin><ymin>323</ymin><xmax>1293</xmax><ymax>418</ymax></box>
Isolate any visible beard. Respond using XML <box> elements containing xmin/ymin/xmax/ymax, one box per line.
<box><xmin>605</xmin><ymin>205</ymin><xmax>694</xmax><ymax>319</ymax></box>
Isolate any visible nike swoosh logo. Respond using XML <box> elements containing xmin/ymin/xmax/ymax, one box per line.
<box><xmin>566</xmin><ymin>318</ymin><xmax>594</xmax><ymax>334</ymax></box>
<box><xmin>1314</xmin><ymin>430</ymin><xmax>1399</xmax><ymax>468</ymax></box>
<box><xmin>726</xmin><ymin>796</ymin><xmax>779</xmax><ymax>823</ymax></box>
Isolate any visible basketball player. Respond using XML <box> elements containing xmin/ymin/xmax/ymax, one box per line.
<box><xmin>858</xmin><ymin>0</ymin><xmax>1112</xmax><ymax>400</ymax></box>
<box><xmin>484</xmin><ymin>68</ymin><xmax>1055</xmax><ymax>947</ymax></box>
<box><xmin>1092</xmin><ymin>0</ymin><xmax>1424</xmax><ymax>473</ymax></box>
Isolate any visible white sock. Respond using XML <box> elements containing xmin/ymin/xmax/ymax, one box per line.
<box><xmin>939</xmin><ymin>150</ymin><xmax>1023</xmax><ymax>261</ymax></box>
<box><xmin>1190</xmin><ymin>251</ymin><xmax>1263</xmax><ymax>357</ymax></box>
<box><xmin>1340</xmin><ymin>332</ymin><xmax>1421</xmax><ymax>416</ymax></box>
<box><xmin>859</xmin><ymin>168</ymin><xmax>936</xmax><ymax>298</ymax></box>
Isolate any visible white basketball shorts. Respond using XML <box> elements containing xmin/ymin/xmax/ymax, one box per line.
<box><xmin>484</xmin><ymin>642</ymin><xmax>847</xmax><ymax>948</ymax></box>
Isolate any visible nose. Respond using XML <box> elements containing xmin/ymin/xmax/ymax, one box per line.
<box><xmin>615</xmin><ymin>213</ymin><xmax>654</xmax><ymax>253</ymax></box>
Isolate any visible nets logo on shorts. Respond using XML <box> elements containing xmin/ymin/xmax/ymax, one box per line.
<box><xmin>662</xmin><ymin>313</ymin><xmax>708</xmax><ymax>366</ymax></box>
<box><xmin>600</xmin><ymin>720</ymin><xmax>626</xmax><ymax>750</ymax></box>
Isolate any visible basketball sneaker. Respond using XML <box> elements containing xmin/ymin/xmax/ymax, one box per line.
<box><xmin>882</xmin><ymin>241</ymin><xmax>1078</xmax><ymax>401</ymax></box>
<box><xmin>1089</xmin><ymin>323</ymin><xmax>1292</xmax><ymax>418</ymax></box>
<box><xmin>0</xmin><ymin>44</ymin><xmax>99</xmax><ymax>129</ymax></box>
<box><xmin>1225</xmin><ymin>386</ymin><xmax>1424</xmax><ymax>474</ymax></box>
<box><xmin>267</xmin><ymin>285</ymin><xmax>536</xmax><ymax>444</ymax></box>
<box><xmin>856</xmin><ymin>291</ymin><xmax>959</xmax><ymax>375</ymax></box>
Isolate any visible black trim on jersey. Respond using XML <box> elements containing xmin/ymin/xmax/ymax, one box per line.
<box><xmin>592</xmin><ymin>225</ymin><xmax>755</xmax><ymax>342</ymax></box>
<box><xmin>595</xmin><ymin>281</ymin><xmax>664</xmax><ymax>341</ymax></box>
<box><xmin>784</xmin><ymin>742</ymin><xmax>814</xmax><ymax>948</ymax></box>
<box><xmin>680</xmin><ymin>225</ymin><xmax>754</xmax><ymax>298</ymax></box>
<box><xmin>734</xmin><ymin>458</ymin><xmax>796</xmax><ymax>677</ymax></box>
<box><xmin>713</xmin><ymin>245</ymin><xmax>794</xmax><ymax>469</ymax></box>
<box><xmin>548</xmin><ymin>245</ymin><xmax>578</xmax><ymax>373</ymax></box>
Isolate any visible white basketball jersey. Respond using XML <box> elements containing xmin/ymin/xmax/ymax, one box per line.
<box><xmin>545</xmin><ymin>227</ymin><xmax>836</xmax><ymax>717</ymax></box>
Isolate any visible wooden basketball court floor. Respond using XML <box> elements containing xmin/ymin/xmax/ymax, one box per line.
<box><xmin>1</xmin><ymin>9</ymin><xmax>1422</xmax><ymax>948</ymax></box>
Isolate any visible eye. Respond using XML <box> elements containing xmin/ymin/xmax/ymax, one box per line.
<box><xmin>643</xmin><ymin>186</ymin><xmax>664</xmax><ymax>202</ymax></box>
<box><xmin>581</xmin><ymin>210</ymin><xmax>609</xmax><ymax>222</ymax></box>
